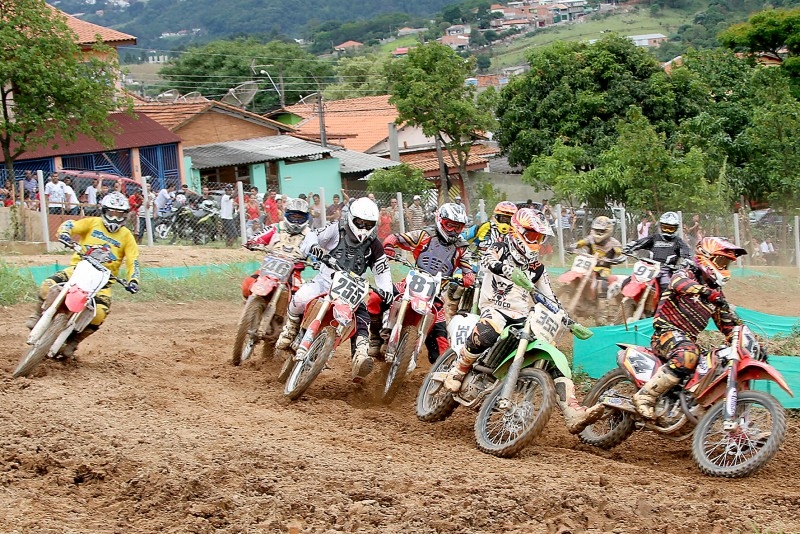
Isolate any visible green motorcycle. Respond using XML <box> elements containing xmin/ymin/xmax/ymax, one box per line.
<box><xmin>416</xmin><ymin>270</ymin><xmax>593</xmax><ymax>458</ymax></box>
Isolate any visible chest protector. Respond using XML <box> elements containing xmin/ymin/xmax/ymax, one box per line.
<box><xmin>416</xmin><ymin>227</ymin><xmax>457</xmax><ymax>276</ymax></box>
<box><xmin>329</xmin><ymin>221</ymin><xmax>373</xmax><ymax>275</ymax></box>
<box><xmin>650</xmin><ymin>234</ymin><xmax>681</xmax><ymax>263</ymax></box>
<box><xmin>273</xmin><ymin>223</ymin><xmax>308</xmax><ymax>258</ymax></box>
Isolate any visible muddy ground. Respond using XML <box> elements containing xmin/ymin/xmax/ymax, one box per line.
<box><xmin>1</xmin><ymin>251</ymin><xmax>799</xmax><ymax>533</ymax></box>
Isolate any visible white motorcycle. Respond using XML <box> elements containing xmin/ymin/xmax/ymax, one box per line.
<box><xmin>14</xmin><ymin>240</ymin><xmax>136</xmax><ymax>377</ymax></box>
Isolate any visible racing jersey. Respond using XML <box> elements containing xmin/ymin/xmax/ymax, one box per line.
<box><xmin>462</xmin><ymin>220</ymin><xmax>510</xmax><ymax>252</ymax></box>
<box><xmin>629</xmin><ymin>234</ymin><xmax>692</xmax><ymax>265</ymax></box>
<box><xmin>479</xmin><ymin>241</ymin><xmax>557</xmax><ymax>319</ymax></box>
<box><xmin>574</xmin><ymin>235</ymin><xmax>623</xmax><ymax>276</ymax></box>
<box><xmin>653</xmin><ymin>266</ymin><xmax>740</xmax><ymax>340</ymax></box>
<box><xmin>248</xmin><ymin>221</ymin><xmax>309</xmax><ymax>261</ymax></box>
<box><xmin>383</xmin><ymin>227</ymin><xmax>472</xmax><ymax>278</ymax></box>
<box><xmin>59</xmin><ymin>217</ymin><xmax>140</xmax><ymax>284</ymax></box>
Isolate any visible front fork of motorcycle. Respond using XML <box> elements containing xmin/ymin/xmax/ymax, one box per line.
<box><xmin>722</xmin><ymin>358</ymin><xmax>740</xmax><ymax>431</ymax></box>
<box><xmin>497</xmin><ymin>320</ymin><xmax>533</xmax><ymax>411</ymax></box>
<box><xmin>262</xmin><ymin>285</ymin><xmax>283</xmax><ymax>335</ymax></box>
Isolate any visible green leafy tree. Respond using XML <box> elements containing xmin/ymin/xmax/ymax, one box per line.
<box><xmin>324</xmin><ymin>55</ymin><xmax>390</xmax><ymax>100</ymax></box>
<box><xmin>385</xmin><ymin>42</ymin><xmax>495</xmax><ymax>195</ymax></box>
<box><xmin>367</xmin><ymin>163</ymin><xmax>433</xmax><ymax>198</ymax></box>
<box><xmin>159</xmin><ymin>38</ymin><xmax>334</xmax><ymax>112</ymax></box>
<box><xmin>0</xmin><ymin>0</ymin><xmax>128</xmax><ymax>178</ymax></box>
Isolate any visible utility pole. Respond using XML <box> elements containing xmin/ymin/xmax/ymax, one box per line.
<box><xmin>318</xmin><ymin>92</ymin><xmax>327</xmax><ymax>147</ymax></box>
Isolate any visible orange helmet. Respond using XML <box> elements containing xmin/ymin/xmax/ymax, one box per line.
<box><xmin>509</xmin><ymin>208</ymin><xmax>553</xmax><ymax>263</ymax></box>
<box><xmin>695</xmin><ymin>237</ymin><xmax>747</xmax><ymax>287</ymax></box>
<box><xmin>493</xmin><ymin>201</ymin><xmax>518</xmax><ymax>223</ymax></box>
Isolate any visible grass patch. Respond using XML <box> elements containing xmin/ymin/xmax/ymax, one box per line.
<box><xmin>115</xmin><ymin>265</ymin><xmax>249</xmax><ymax>303</ymax></box>
<box><xmin>0</xmin><ymin>261</ymin><xmax>37</xmax><ymax>305</ymax></box>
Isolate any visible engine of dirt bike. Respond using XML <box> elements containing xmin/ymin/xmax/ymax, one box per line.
<box><xmin>456</xmin><ymin>371</ymin><xmax>496</xmax><ymax>405</ymax></box>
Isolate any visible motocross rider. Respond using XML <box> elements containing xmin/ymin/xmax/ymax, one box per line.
<box><xmin>443</xmin><ymin>208</ymin><xmax>605</xmax><ymax>434</ymax></box>
<box><xmin>567</xmin><ymin>215</ymin><xmax>624</xmax><ymax>325</ymax></box>
<box><xmin>274</xmin><ymin>197</ymin><xmax>394</xmax><ymax>382</ymax></box>
<box><xmin>378</xmin><ymin>203</ymin><xmax>474</xmax><ymax>366</ymax></box>
<box><xmin>631</xmin><ymin>237</ymin><xmax>746</xmax><ymax>419</ymax></box>
<box><xmin>25</xmin><ymin>192</ymin><xmax>140</xmax><ymax>357</ymax></box>
<box><xmin>448</xmin><ymin>201</ymin><xmax>519</xmax><ymax>312</ymax></box>
<box><xmin>622</xmin><ymin>211</ymin><xmax>692</xmax><ymax>294</ymax></box>
<box><xmin>241</xmin><ymin>197</ymin><xmax>311</xmax><ymax>298</ymax></box>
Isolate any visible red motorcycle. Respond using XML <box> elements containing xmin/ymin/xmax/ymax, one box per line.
<box><xmin>618</xmin><ymin>254</ymin><xmax>661</xmax><ymax>323</ymax></box>
<box><xmin>579</xmin><ymin>319</ymin><xmax>792</xmax><ymax>477</ymax></box>
<box><xmin>232</xmin><ymin>250</ymin><xmax>302</xmax><ymax>365</ymax></box>
<box><xmin>281</xmin><ymin>266</ymin><xmax>371</xmax><ymax>400</ymax></box>
<box><xmin>556</xmin><ymin>252</ymin><xmax>622</xmax><ymax>321</ymax></box>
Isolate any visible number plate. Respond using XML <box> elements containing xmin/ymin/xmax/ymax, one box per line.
<box><xmin>404</xmin><ymin>269</ymin><xmax>440</xmax><ymax>300</ymax></box>
<box><xmin>330</xmin><ymin>271</ymin><xmax>369</xmax><ymax>308</ymax></box>
<box><xmin>259</xmin><ymin>255</ymin><xmax>294</xmax><ymax>283</ymax></box>
<box><xmin>632</xmin><ymin>260</ymin><xmax>658</xmax><ymax>283</ymax></box>
<box><xmin>528</xmin><ymin>303</ymin><xmax>564</xmax><ymax>344</ymax></box>
<box><xmin>571</xmin><ymin>254</ymin><xmax>597</xmax><ymax>275</ymax></box>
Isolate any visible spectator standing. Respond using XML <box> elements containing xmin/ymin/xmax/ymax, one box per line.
<box><xmin>541</xmin><ymin>199</ymin><xmax>555</xmax><ymax>226</ymax></box>
<box><xmin>309</xmin><ymin>193</ymin><xmax>324</xmax><ymax>229</ymax></box>
<box><xmin>377</xmin><ymin>207</ymin><xmax>392</xmax><ymax>241</ymax></box>
<box><xmin>97</xmin><ymin>183</ymin><xmax>109</xmax><ymax>205</ymax></box>
<box><xmin>84</xmin><ymin>179</ymin><xmax>99</xmax><ymax>215</ymax></box>
<box><xmin>637</xmin><ymin>212</ymin><xmax>654</xmax><ymax>239</ymax></box>
<box><xmin>454</xmin><ymin>195</ymin><xmax>467</xmax><ymax>214</ymax></box>
<box><xmin>44</xmin><ymin>172</ymin><xmax>66</xmax><ymax>215</ymax></box>
<box><xmin>685</xmin><ymin>213</ymin><xmax>703</xmax><ymax>249</ymax></box>
<box><xmin>136</xmin><ymin>189</ymin><xmax>154</xmax><ymax>244</ymax></box>
<box><xmin>263</xmin><ymin>189</ymin><xmax>279</xmax><ymax>225</ymax></box>
<box><xmin>154</xmin><ymin>184</ymin><xmax>175</xmax><ymax>216</ymax></box>
<box><xmin>62</xmin><ymin>176</ymin><xmax>80</xmax><ymax>215</ymax></box>
<box><xmin>387</xmin><ymin>197</ymin><xmax>401</xmax><ymax>232</ymax></box>
<box><xmin>276</xmin><ymin>196</ymin><xmax>285</xmax><ymax>222</ymax></box>
<box><xmin>326</xmin><ymin>193</ymin><xmax>343</xmax><ymax>222</ymax></box>
<box><xmin>559</xmin><ymin>207</ymin><xmax>575</xmax><ymax>243</ymax></box>
<box><xmin>406</xmin><ymin>195</ymin><xmax>425</xmax><ymax>231</ymax></box>
<box><xmin>220</xmin><ymin>185</ymin><xmax>237</xmax><ymax>247</ymax></box>
<box><xmin>23</xmin><ymin>171</ymin><xmax>38</xmax><ymax>200</ymax></box>
<box><xmin>760</xmin><ymin>237</ymin><xmax>777</xmax><ymax>265</ymax></box>
<box><xmin>245</xmin><ymin>190</ymin><xmax>261</xmax><ymax>227</ymax></box>
<box><xmin>128</xmin><ymin>190</ymin><xmax>143</xmax><ymax>231</ymax></box>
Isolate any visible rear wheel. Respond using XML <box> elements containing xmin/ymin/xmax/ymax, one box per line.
<box><xmin>578</xmin><ymin>369</ymin><xmax>637</xmax><ymax>449</ymax></box>
<box><xmin>284</xmin><ymin>326</ymin><xmax>335</xmax><ymax>400</ymax></box>
<box><xmin>232</xmin><ymin>296</ymin><xmax>265</xmax><ymax>365</ymax></box>
<box><xmin>381</xmin><ymin>328</ymin><xmax>418</xmax><ymax>404</ymax></box>
<box><xmin>473</xmin><ymin>368</ymin><xmax>556</xmax><ymax>458</ymax></box>
<box><xmin>692</xmin><ymin>390</ymin><xmax>787</xmax><ymax>478</ymax></box>
<box><xmin>14</xmin><ymin>314</ymin><xmax>70</xmax><ymax>378</ymax></box>
<box><xmin>416</xmin><ymin>349</ymin><xmax>459</xmax><ymax>422</ymax></box>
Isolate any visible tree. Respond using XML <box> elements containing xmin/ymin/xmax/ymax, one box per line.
<box><xmin>0</xmin><ymin>0</ymin><xmax>127</xmax><ymax>180</ymax></box>
<box><xmin>367</xmin><ymin>163</ymin><xmax>433</xmax><ymax>198</ymax></box>
<box><xmin>385</xmin><ymin>42</ymin><xmax>495</xmax><ymax>196</ymax></box>
<box><xmin>323</xmin><ymin>54</ymin><xmax>390</xmax><ymax>100</ymax></box>
<box><xmin>159</xmin><ymin>38</ymin><xmax>334</xmax><ymax>112</ymax></box>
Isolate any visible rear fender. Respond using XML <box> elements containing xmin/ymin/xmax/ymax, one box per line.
<box><xmin>494</xmin><ymin>339</ymin><xmax>572</xmax><ymax>380</ymax></box>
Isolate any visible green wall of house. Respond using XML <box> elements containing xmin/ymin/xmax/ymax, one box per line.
<box><xmin>278</xmin><ymin>158</ymin><xmax>342</xmax><ymax>198</ymax></box>
<box><xmin>250</xmin><ymin>163</ymin><xmax>267</xmax><ymax>192</ymax></box>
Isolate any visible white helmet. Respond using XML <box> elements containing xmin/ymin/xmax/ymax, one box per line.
<box><xmin>100</xmin><ymin>192</ymin><xmax>130</xmax><ymax>233</ymax></box>
<box><xmin>435</xmin><ymin>203</ymin><xmax>468</xmax><ymax>244</ymax></box>
<box><xmin>283</xmin><ymin>198</ymin><xmax>310</xmax><ymax>234</ymax></box>
<box><xmin>659</xmin><ymin>211</ymin><xmax>680</xmax><ymax>241</ymax></box>
<box><xmin>346</xmin><ymin>197</ymin><xmax>379</xmax><ymax>242</ymax></box>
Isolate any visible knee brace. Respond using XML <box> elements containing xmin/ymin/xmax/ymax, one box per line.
<box><xmin>465</xmin><ymin>319</ymin><xmax>500</xmax><ymax>354</ymax></box>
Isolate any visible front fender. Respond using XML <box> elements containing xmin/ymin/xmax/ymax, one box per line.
<box><xmin>697</xmin><ymin>359</ymin><xmax>794</xmax><ymax>406</ymax></box>
<box><xmin>558</xmin><ymin>272</ymin><xmax>582</xmax><ymax>284</ymax></box>
<box><xmin>494</xmin><ymin>339</ymin><xmax>572</xmax><ymax>380</ymax></box>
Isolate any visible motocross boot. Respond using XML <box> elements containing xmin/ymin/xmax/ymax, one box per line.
<box><xmin>632</xmin><ymin>365</ymin><xmax>681</xmax><ymax>419</ymax></box>
<box><xmin>275</xmin><ymin>312</ymin><xmax>301</xmax><ymax>351</ymax></box>
<box><xmin>25</xmin><ymin>298</ymin><xmax>45</xmax><ymax>330</ymax></box>
<box><xmin>555</xmin><ymin>377</ymin><xmax>606</xmax><ymax>434</ymax></box>
<box><xmin>596</xmin><ymin>298</ymin><xmax>612</xmax><ymax>326</ymax></box>
<box><xmin>443</xmin><ymin>346</ymin><xmax>480</xmax><ymax>393</ymax></box>
<box><xmin>351</xmin><ymin>335</ymin><xmax>373</xmax><ymax>383</ymax></box>
<box><xmin>368</xmin><ymin>315</ymin><xmax>384</xmax><ymax>358</ymax></box>
<box><xmin>59</xmin><ymin>325</ymin><xmax>98</xmax><ymax>359</ymax></box>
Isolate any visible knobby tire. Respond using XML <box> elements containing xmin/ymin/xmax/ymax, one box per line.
<box><xmin>284</xmin><ymin>326</ymin><xmax>335</xmax><ymax>400</ymax></box>
<box><xmin>416</xmin><ymin>348</ymin><xmax>459</xmax><ymax>422</ymax></box>
<box><xmin>14</xmin><ymin>314</ymin><xmax>70</xmax><ymax>378</ymax></box>
<box><xmin>382</xmin><ymin>328</ymin><xmax>418</xmax><ymax>404</ymax></box>
<box><xmin>578</xmin><ymin>368</ymin><xmax>637</xmax><ymax>449</ymax></box>
<box><xmin>232</xmin><ymin>296</ymin><xmax>266</xmax><ymax>365</ymax></box>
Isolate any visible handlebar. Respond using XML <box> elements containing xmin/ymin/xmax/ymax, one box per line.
<box><xmin>60</xmin><ymin>239</ymin><xmax>137</xmax><ymax>294</ymax></box>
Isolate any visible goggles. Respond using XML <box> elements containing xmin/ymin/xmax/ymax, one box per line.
<box><xmin>441</xmin><ymin>218</ymin><xmax>465</xmax><ymax>234</ymax></box>
<box><xmin>521</xmin><ymin>228</ymin><xmax>546</xmax><ymax>245</ymax></box>
<box><xmin>285</xmin><ymin>211</ymin><xmax>309</xmax><ymax>224</ymax></box>
<box><xmin>105</xmin><ymin>208</ymin><xmax>128</xmax><ymax>221</ymax></box>
<box><xmin>352</xmin><ymin>217</ymin><xmax>376</xmax><ymax>230</ymax></box>
<box><xmin>495</xmin><ymin>214</ymin><xmax>512</xmax><ymax>225</ymax></box>
<box><xmin>711</xmin><ymin>255</ymin><xmax>732</xmax><ymax>270</ymax></box>
<box><xmin>661</xmin><ymin>224</ymin><xmax>678</xmax><ymax>235</ymax></box>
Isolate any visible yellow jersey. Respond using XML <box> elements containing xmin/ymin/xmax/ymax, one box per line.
<box><xmin>58</xmin><ymin>217</ymin><xmax>140</xmax><ymax>283</ymax></box>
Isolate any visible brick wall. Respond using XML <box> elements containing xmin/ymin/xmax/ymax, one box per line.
<box><xmin>177</xmin><ymin>113</ymin><xmax>280</xmax><ymax>147</ymax></box>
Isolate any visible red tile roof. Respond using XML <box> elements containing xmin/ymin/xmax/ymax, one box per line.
<box><xmin>1</xmin><ymin>113</ymin><xmax>181</xmax><ymax>163</ymax></box>
<box><xmin>400</xmin><ymin>148</ymin><xmax>491</xmax><ymax>176</ymax></box>
<box><xmin>49</xmin><ymin>5</ymin><xmax>137</xmax><ymax>46</ymax></box>
<box><xmin>283</xmin><ymin>95</ymin><xmax>399</xmax><ymax>152</ymax></box>
<box><xmin>134</xmin><ymin>100</ymin><xmax>291</xmax><ymax>132</ymax></box>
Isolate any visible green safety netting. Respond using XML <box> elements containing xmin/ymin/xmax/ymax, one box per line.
<box><xmin>573</xmin><ymin>310</ymin><xmax>800</xmax><ymax>408</ymax></box>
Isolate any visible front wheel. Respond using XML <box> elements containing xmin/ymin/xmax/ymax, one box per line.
<box><xmin>474</xmin><ymin>368</ymin><xmax>556</xmax><ymax>458</ymax></box>
<box><xmin>578</xmin><ymin>368</ymin><xmax>637</xmax><ymax>449</ymax></box>
<box><xmin>14</xmin><ymin>313</ymin><xmax>70</xmax><ymax>378</ymax></box>
<box><xmin>284</xmin><ymin>326</ymin><xmax>336</xmax><ymax>400</ymax></box>
<box><xmin>692</xmin><ymin>390</ymin><xmax>787</xmax><ymax>478</ymax></box>
<box><xmin>416</xmin><ymin>348</ymin><xmax>459</xmax><ymax>422</ymax></box>
<box><xmin>232</xmin><ymin>296</ymin><xmax>265</xmax><ymax>365</ymax></box>
<box><xmin>381</xmin><ymin>327</ymin><xmax>418</xmax><ymax>404</ymax></box>
<box><xmin>153</xmin><ymin>222</ymin><xmax>170</xmax><ymax>241</ymax></box>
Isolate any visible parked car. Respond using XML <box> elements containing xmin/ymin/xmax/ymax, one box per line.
<box><xmin>749</xmin><ymin>208</ymin><xmax>784</xmax><ymax>227</ymax></box>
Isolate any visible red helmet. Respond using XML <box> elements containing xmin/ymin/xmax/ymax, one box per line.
<box><xmin>695</xmin><ymin>237</ymin><xmax>747</xmax><ymax>287</ymax></box>
<box><xmin>509</xmin><ymin>208</ymin><xmax>553</xmax><ymax>263</ymax></box>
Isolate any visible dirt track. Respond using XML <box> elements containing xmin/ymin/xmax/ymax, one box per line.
<box><xmin>1</xmin><ymin>266</ymin><xmax>800</xmax><ymax>533</ymax></box>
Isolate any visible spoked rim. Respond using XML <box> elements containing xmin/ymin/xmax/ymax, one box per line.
<box><xmin>583</xmin><ymin>374</ymin><xmax>636</xmax><ymax>439</ymax></box>
<box><xmin>480</xmin><ymin>375</ymin><xmax>544</xmax><ymax>447</ymax></box>
<box><xmin>284</xmin><ymin>328</ymin><xmax>333</xmax><ymax>398</ymax></box>
<box><xmin>418</xmin><ymin>350</ymin><xmax>457</xmax><ymax>413</ymax></box>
